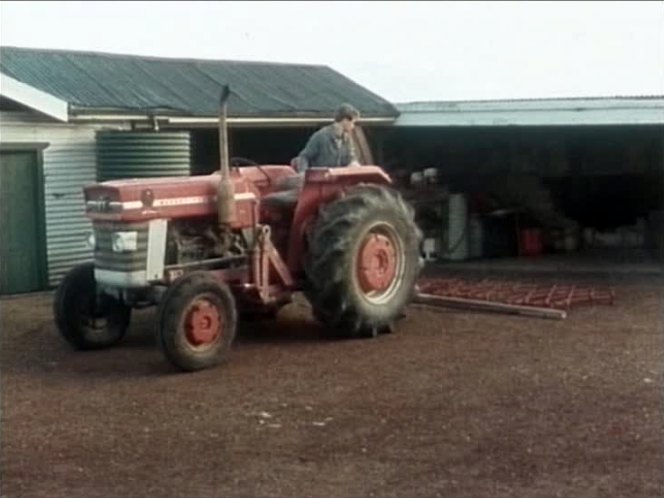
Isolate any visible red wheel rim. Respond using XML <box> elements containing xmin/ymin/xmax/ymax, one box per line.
<box><xmin>183</xmin><ymin>298</ymin><xmax>223</xmax><ymax>348</ymax></box>
<box><xmin>356</xmin><ymin>226</ymin><xmax>401</xmax><ymax>302</ymax></box>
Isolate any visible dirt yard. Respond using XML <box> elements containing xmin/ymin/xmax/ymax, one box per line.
<box><xmin>1</xmin><ymin>272</ymin><xmax>663</xmax><ymax>498</ymax></box>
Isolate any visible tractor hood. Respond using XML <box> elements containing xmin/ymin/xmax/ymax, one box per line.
<box><xmin>83</xmin><ymin>169</ymin><xmax>274</xmax><ymax>223</ymax></box>
<box><xmin>83</xmin><ymin>165</ymin><xmax>391</xmax><ymax>222</ymax></box>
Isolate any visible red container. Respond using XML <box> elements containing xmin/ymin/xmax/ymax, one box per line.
<box><xmin>520</xmin><ymin>228</ymin><xmax>543</xmax><ymax>257</ymax></box>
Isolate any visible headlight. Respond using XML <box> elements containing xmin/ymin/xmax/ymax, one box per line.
<box><xmin>111</xmin><ymin>231</ymin><xmax>138</xmax><ymax>253</ymax></box>
<box><xmin>85</xmin><ymin>232</ymin><xmax>96</xmax><ymax>249</ymax></box>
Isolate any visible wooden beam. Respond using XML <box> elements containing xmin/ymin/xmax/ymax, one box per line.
<box><xmin>0</xmin><ymin>74</ymin><xmax>69</xmax><ymax>122</ymax></box>
<box><xmin>352</xmin><ymin>125</ymin><xmax>375</xmax><ymax>165</ymax></box>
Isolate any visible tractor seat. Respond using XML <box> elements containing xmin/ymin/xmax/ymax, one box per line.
<box><xmin>261</xmin><ymin>173</ymin><xmax>304</xmax><ymax>209</ymax></box>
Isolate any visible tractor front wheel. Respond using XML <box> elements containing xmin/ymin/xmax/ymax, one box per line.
<box><xmin>53</xmin><ymin>262</ymin><xmax>131</xmax><ymax>350</ymax></box>
<box><xmin>156</xmin><ymin>272</ymin><xmax>237</xmax><ymax>372</ymax></box>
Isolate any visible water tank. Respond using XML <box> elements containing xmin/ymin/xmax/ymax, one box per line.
<box><xmin>96</xmin><ymin>131</ymin><xmax>191</xmax><ymax>181</ymax></box>
<box><xmin>468</xmin><ymin>214</ymin><xmax>484</xmax><ymax>259</ymax></box>
<box><xmin>446</xmin><ymin>193</ymin><xmax>469</xmax><ymax>261</ymax></box>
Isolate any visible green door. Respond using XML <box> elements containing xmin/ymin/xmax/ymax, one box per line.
<box><xmin>0</xmin><ymin>151</ymin><xmax>47</xmax><ymax>294</ymax></box>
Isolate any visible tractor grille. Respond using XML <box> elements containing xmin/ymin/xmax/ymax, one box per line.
<box><xmin>93</xmin><ymin>221</ymin><xmax>149</xmax><ymax>272</ymax></box>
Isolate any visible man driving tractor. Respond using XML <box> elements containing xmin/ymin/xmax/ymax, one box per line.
<box><xmin>292</xmin><ymin>103</ymin><xmax>362</xmax><ymax>171</ymax></box>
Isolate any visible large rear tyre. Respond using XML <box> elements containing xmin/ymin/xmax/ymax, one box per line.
<box><xmin>156</xmin><ymin>272</ymin><xmax>237</xmax><ymax>372</ymax></box>
<box><xmin>53</xmin><ymin>262</ymin><xmax>131</xmax><ymax>350</ymax></box>
<box><xmin>304</xmin><ymin>184</ymin><xmax>423</xmax><ymax>338</ymax></box>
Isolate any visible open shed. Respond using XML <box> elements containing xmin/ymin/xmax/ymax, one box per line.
<box><xmin>383</xmin><ymin>97</ymin><xmax>664</xmax><ymax>273</ymax></box>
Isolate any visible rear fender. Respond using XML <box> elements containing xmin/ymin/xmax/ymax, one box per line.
<box><xmin>304</xmin><ymin>165</ymin><xmax>392</xmax><ymax>186</ymax></box>
<box><xmin>285</xmin><ymin>166</ymin><xmax>393</xmax><ymax>277</ymax></box>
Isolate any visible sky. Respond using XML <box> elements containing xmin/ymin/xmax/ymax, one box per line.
<box><xmin>1</xmin><ymin>1</ymin><xmax>663</xmax><ymax>103</ymax></box>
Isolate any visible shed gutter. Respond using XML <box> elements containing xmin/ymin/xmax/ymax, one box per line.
<box><xmin>395</xmin><ymin>98</ymin><xmax>664</xmax><ymax>127</ymax></box>
<box><xmin>68</xmin><ymin>114</ymin><xmax>396</xmax><ymax>127</ymax></box>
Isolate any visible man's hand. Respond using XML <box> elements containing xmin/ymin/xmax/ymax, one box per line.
<box><xmin>291</xmin><ymin>157</ymin><xmax>308</xmax><ymax>173</ymax></box>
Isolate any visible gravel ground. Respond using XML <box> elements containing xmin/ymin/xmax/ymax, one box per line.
<box><xmin>1</xmin><ymin>272</ymin><xmax>662</xmax><ymax>498</ymax></box>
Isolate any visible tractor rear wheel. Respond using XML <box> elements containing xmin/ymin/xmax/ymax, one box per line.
<box><xmin>53</xmin><ymin>262</ymin><xmax>131</xmax><ymax>350</ymax></box>
<box><xmin>156</xmin><ymin>272</ymin><xmax>237</xmax><ymax>372</ymax></box>
<box><xmin>304</xmin><ymin>184</ymin><xmax>422</xmax><ymax>338</ymax></box>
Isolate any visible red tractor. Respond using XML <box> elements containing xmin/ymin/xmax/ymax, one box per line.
<box><xmin>54</xmin><ymin>87</ymin><xmax>423</xmax><ymax>371</ymax></box>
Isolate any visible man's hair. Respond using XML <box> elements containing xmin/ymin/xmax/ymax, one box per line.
<box><xmin>334</xmin><ymin>103</ymin><xmax>360</xmax><ymax>122</ymax></box>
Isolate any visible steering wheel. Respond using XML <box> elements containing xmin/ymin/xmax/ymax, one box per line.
<box><xmin>230</xmin><ymin>156</ymin><xmax>271</xmax><ymax>186</ymax></box>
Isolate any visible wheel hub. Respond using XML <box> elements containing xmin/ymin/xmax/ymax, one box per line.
<box><xmin>357</xmin><ymin>232</ymin><xmax>398</xmax><ymax>293</ymax></box>
<box><xmin>184</xmin><ymin>299</ymin><xmax>222</xmax><ymax>347</ymax></box>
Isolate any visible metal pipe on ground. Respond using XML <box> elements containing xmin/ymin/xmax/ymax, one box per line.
<box><xmin>412</xmin><ymin>293</ymin><xmax>568</xmax><ymax>320</ymax></box>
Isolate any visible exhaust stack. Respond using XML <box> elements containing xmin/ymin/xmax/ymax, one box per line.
<box><xmin>217</xmin><ymin>85</ymin><xmax>236</xmax><ymax>226</ymax></box>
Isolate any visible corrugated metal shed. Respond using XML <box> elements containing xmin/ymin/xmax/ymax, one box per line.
<box><xmin>0</xmin><ymin>46</ymin><xmax>398</xmax><ymax>119</ymax></box>
<box><xmin>395</xmin><ymin>96</ymin><xmax>664</xmax><ymax>126</ymax></box>
<box><xmin>0</xmin><ymin>110</ymin><xmax>130</xmax><ymax>286</ymax></box>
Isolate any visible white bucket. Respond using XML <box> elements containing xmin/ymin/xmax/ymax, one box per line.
<box><xmin>423</xmin><ymin>167</ymin><xmax>438</xmax><ymax>184</ymax></box>
<box><xmin>422</xmin><ymin>237</ymin><xmax>439</xmax><ymax>261</ymax></box>
<box><xmin>410</xmin><ymin>171</ymin><xmax>424</xmax><ymax>186</ymax></box>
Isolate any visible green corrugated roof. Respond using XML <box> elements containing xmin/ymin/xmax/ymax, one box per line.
<box><xmin>0</xmin><ymin>46</ymin><xmax>398</xmax><ymax>119</ymax></box>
